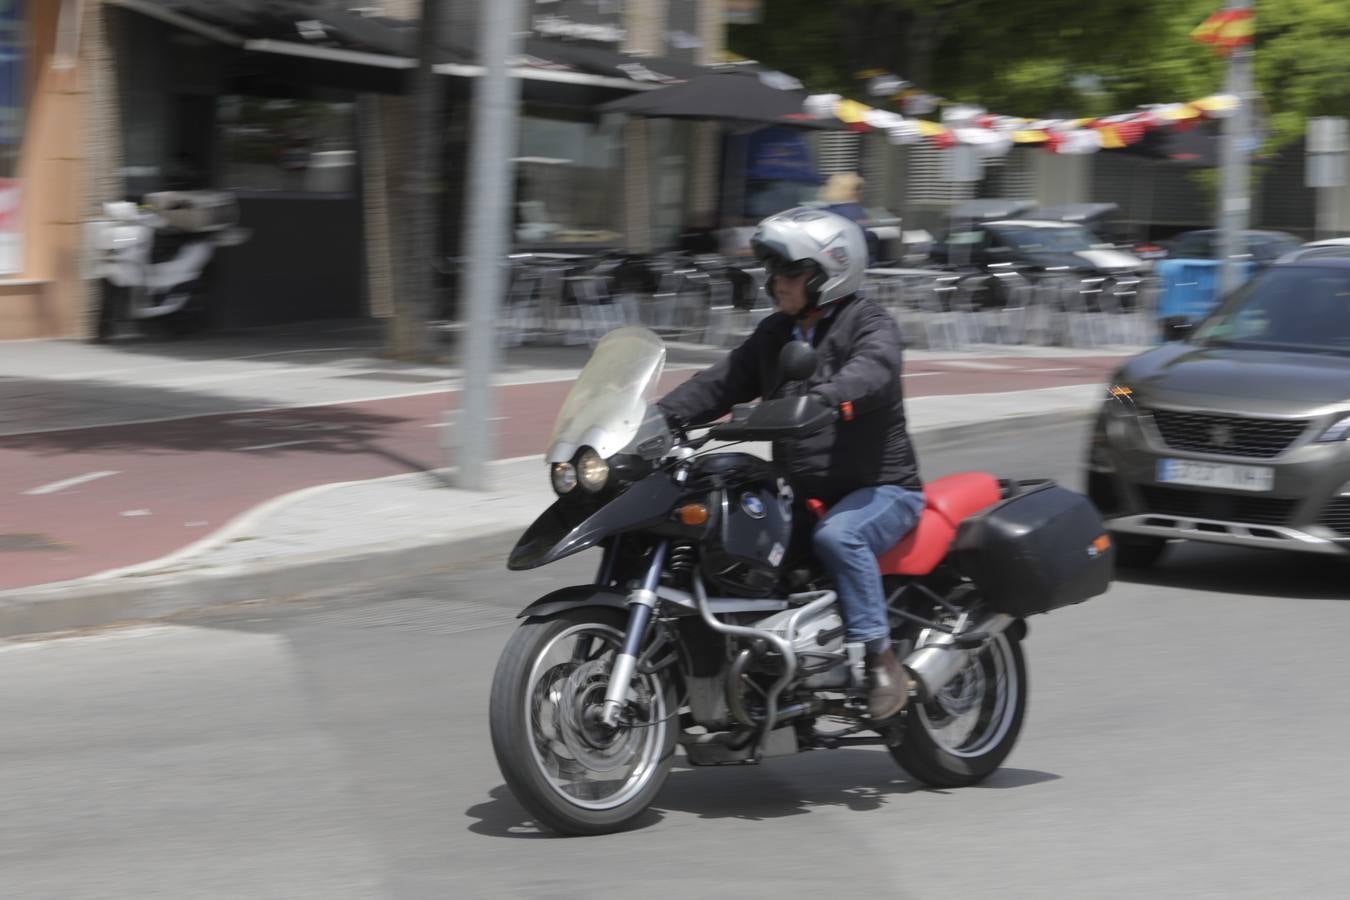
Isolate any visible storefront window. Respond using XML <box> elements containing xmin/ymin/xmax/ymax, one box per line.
<box><xmin>217</xmin><ymin>96</ymin><xmax>357</xmax><ymax>194</ymax></box>
<box><xmin>0</xmin><ymin>0</ymin><xmax>23</xmax><ymax>274</ymax></box>
<box><xmin>514</xmin><ymin>113</ymin><xmax>622</xmax><ymax>247</ymax></box>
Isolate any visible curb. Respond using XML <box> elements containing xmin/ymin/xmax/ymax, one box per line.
<box><xmin>0</xmin><ymin>407</ymin><xmax>1095</xmax><ymax>639</ymax></box>
<box><xmin>0</xmin><ymin>530</ymin><xmax>521</xmax><ymax>639</ymax></box>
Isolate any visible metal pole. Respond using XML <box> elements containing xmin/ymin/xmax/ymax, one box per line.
<box><xmin>452</xmin><ymin>0</ymin><xmax>524</xmax><ymax>488</ymax></box>
<box><xmin>1217</xmin><ymin>0</ymin><xmax>1254</xmax><ymax>297</ymax></box>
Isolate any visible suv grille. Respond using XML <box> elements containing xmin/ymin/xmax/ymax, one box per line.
<box><xmin>1148</xmin><ymin>409</ymin><xmax>1307</xmax><ymax>458</ymax></box>
<box><xmin>1138</xmin><ymin>486</ymin><xmax>1298</xmax><ymax>526</ymax></box>
<box><xmin>1321</xmin><ymin>498</ymin><xmax>1350</xmax><ymax>537</ymax></box>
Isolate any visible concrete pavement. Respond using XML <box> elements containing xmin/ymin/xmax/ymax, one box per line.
<box><xmin>0</xmin><ymin>322</ymin><xmax>1144</xmax><ymax>636</ymax></box>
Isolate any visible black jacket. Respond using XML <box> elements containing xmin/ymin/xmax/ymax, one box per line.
<box><xmin>658</xmin><ymin>296</ymin><xmax>921</xmax><ymax>506</ymax></box>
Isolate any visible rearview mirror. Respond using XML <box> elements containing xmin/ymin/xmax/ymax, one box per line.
<box><xmin>1161</xmin><ymin>315</ymin><xmax>1193</xmax><ymax>342</ymax></box>
<box><xmin>778</xmin><ymin>340</ymin><xmax>818</xmax><ymax>383</ymax></box>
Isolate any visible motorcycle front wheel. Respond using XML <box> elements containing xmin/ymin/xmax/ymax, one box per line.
<box><xmin>489</xmin><ymin>607</ymin><xmax>677</xmax><ymax>836</ymax></box>
<box><xmin>890</xmin><ymin>630</ymin><xmax>1027</xmax><ymax>787</ymax></box>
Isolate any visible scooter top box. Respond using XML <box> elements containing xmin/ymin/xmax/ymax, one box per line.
<box><xmin>143</xmin><ymin>191</ymin><xmax>240</xmax><ymax>234</ymax></box>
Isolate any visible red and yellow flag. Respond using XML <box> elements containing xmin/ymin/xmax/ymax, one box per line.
<box><xmin>1190</xmin><ymin>8</ymin><xmax>1255</xmax><ymax>56</ymax></box>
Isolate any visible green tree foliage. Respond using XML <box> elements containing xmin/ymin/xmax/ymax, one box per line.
<box><xmin>728</xmin><ymin>0</ymin><xmax>1350</xmax><ymax>149</ymax></box>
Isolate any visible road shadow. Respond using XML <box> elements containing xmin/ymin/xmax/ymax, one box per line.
<box><xmin>1115</xmin><ymin>540</ymin><xmax>1348</xmax><ymax>601</ymax></box>
<box><xmin>464</xmin><ymin>784</ymin><xmax>665</xmax><ymax>839</ymax></box>
<box><xmin>58</xmin><ymin>318</ymin><xmax>726</xmax><ymax>375</ymax></box>
<box><xmin>464</xmin><ymin>753</ymin><xmax>1059</xmax><ymax>838</ymax></box>
<box><xmin>0</xmin><ymin>377</ymin><xmax>448</xmax><ymax>478</ymax></box>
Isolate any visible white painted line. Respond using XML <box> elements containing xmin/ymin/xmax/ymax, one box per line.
<box><xmin>60</xmin><ymin>454</ymin><xmax>550</xmax><ymax>585</ymax></box>
<box><xmin>23</xmin><ymin>470</ymin><xmax>119</xmax><ymax>496</ymax></box>
<box><xmin>902</xmin><ymin>372</ymin><xmax>941</xmax><ymax>378</ymax></box>
<box><xmin>121</xmin><ymin>509</ymin><xmax>150</xmax><ymax>517</ymax></box>
<box><xmin>427</xmin><ymin>416</ymin><xmax>509</xmax><ymax>427</ymax></box>
<box><xmin>1024</xmin><ymin>367</ymin><xmax>1079</xmax><ymax>374</ymax></box>
<box><xmin>238</xmin><ymin>439</ymin><xmax>318</xmax><ymax>452</ymax></box>
<box><xmin>938</xmin><ymin>360</ymin><xmax>1013</xmax><ymax>371</ymax></box>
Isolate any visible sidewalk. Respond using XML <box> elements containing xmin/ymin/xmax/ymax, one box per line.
<box><xmin>0</xmin><ymin>322</ymin><xmax>1142</xmax><ymax>637</ymax></box>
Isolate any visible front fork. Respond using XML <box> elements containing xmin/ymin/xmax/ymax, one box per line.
<box><xmin>599</xmin><ymin>539</ymin><xmax>669</xmax><ymax>728</ymax></box>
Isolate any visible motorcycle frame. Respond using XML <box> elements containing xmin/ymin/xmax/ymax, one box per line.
<box><xmin>536</xmin><ymin>527</ymin><xmax>1015</xmax><ymax>762</ymax></box>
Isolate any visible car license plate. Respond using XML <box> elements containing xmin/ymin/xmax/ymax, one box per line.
<box><xmin>1156</xmin><ymin>459</ymin><xmax>1274</xmax><ymax>492</ymax></box>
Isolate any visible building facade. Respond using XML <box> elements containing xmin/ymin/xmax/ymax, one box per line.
<box><xmin>1</xmin><ymin>0</ymin><xmax>89</xmax><ymax>339</ymax></box>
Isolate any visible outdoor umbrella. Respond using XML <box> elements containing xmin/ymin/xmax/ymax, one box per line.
<box><xmin>601</xmin><ymin>71</ymin><xmax>845</xmax><ymax>236</ymax></box>
<box><xmin>600</xmin><ymin>71</ymin><xmax>844</xmax><ymax>130</ymax></box>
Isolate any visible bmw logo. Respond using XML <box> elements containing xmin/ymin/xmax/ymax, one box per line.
<box><xmin>740</xmin><ymin>493</ymin><xmax>767</xmax><ymax>519</ymax></box>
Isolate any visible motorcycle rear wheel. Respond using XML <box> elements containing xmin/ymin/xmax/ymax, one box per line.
<box><xmin>489</xmin><ymin>607</ymin><xmax>677</xmax><ymax>836</ymax></box>
<box><xmin>890</xmin><ymin>631</ymin><xmax>1027</xmax><ymax>787</ymax></box>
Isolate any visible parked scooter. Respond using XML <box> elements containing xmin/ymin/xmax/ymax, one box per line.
<box><xmin>86</xmin><ymin>191</ymin><xmax>249</xmax><ymax>340</ymax></box>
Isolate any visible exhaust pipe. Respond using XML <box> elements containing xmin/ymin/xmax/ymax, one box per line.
<box><xmin>902</xmin><ymin>613</ymin><xmax>1014</xmax><ymax>702</ymax></box>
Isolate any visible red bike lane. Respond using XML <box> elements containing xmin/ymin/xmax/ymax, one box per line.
<box><xmin>1</xmin><ymin>356</ymin><xmax>1121</xmax><ymax>590</ymax></box>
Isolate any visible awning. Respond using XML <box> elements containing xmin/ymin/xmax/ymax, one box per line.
<box><xmin>601</xmin><ymin>71</ymin><xmax>843</xmax><ymax>129</ymax></box>
<box><xmin>107</xmin><ymin>0</ymin><xmax>698</xmax><ymax>96</ymax></box>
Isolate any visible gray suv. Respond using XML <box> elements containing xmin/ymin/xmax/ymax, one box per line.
<box><xmin>1087</xmin><ymin>259</ymin><xmax>1350</xmax><ymax>567</ymax></box>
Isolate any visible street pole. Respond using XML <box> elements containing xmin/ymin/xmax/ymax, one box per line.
<box><xmin>1216</xmin><ymin>0</ymin><xmax>1253</xmax><ymax>297</ymax></box>
<box><xmin>452</xmin><ymin>0</ymin><xmax>524</xmax><ymax>488</ymax></box>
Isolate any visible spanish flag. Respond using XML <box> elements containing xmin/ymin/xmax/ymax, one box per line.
<box><xmin>1190</xmin><ymin>8</ymin><xmax>1255</xmax><ymax>56</ymax></box>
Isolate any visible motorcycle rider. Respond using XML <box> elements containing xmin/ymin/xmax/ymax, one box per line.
<box><xmin>658</xmin><ymin>207</ymin><xmax>924</xmax><ymax>720</ymax></box>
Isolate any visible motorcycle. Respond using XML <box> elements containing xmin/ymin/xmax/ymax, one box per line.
<box><xmin>490</xmin><ymin>326</ymin><xmax>1114</xmax><ymax>835</ymax></box>
<box><xmin>86</xmin><ymin>191</ymin><xmax>250</xmax><ymax>339</ymax></box>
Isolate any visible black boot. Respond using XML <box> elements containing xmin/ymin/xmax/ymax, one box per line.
<box><xmin>865</xmin><ymin>647</ymin><xmax>911</xmax><ymax>720</ymax></box>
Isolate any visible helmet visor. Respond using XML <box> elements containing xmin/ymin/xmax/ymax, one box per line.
<box><xmin>758</xmin><ymin>253</ymin><xmax>821</xmax><ymax>280</ymax></box>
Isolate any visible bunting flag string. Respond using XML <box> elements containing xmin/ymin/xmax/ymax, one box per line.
<box><xmin>804</xmin><ymin>88</ymin><xmax>1240</xmax><ymax>157</ymax></box>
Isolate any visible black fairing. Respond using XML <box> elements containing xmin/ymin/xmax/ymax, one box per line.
<box><xmin>695</xmin><ymin>454</ymin><xmax>794</xmax><ymax>597</ymax></box>
<box><xmin>508</xmin><ymin>470</ymin><xmax>686</xmax><ymax>570</ymax></box>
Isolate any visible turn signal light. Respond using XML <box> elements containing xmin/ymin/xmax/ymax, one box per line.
<box><xmin>677</xmin><ymin>503</ymin><xmax>709</xmax><ymax>526</ymax></box>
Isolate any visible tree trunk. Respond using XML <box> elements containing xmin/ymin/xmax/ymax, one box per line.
<box><xmin>386</xmin><ymin>0</ymin><xmax>446</xmax><ymax>361</ymax></box>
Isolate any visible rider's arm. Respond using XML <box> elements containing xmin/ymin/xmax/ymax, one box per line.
<box><xmin>809</xmin><ymin>303</ymin><xmax>903</xmax><ymax>416</ymax></box>
<box><xmin>657</xmin><ymin>330</ymin><xmax>765</xmax><ymax>428</ymax></box>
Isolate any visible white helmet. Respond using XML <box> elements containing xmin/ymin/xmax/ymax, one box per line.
<box><xmin>751</xmin><ymin>207</ymin><xmax>866</xmax><ymax>310</ymax></box>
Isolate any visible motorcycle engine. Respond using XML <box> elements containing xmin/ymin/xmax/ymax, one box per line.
<box><xmin>751</xmin><ymin>601</ymin><xmax>852</xmax><ymax>689</ymax></box>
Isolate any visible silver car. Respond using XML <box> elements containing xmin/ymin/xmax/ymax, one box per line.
<box><xmin>1086</xmin><ymin>259</ymin><xmax>1350</xmax><ymax>567</ymax></box>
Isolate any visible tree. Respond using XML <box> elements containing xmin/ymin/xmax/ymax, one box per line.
<box><xmin>729</xmin><ymin>0</ymin><xmax>1350</xmax><ymax>151</ymax></box>
<box><xmin>386</xmin><ymin>0</ymin><xmax>446</xmax><ymax>362</ymax></box>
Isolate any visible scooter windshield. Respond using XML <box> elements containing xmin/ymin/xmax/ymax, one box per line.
<box><xmin>546</xmin><ymin>327</ymin><xmax>667</xmax><ymax>463</ymax></box>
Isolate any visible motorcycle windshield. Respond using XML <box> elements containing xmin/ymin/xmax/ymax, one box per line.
<box><xmin>546</xmin><ymin>327</ymin><xmax>667</xmax><ymax>463</ymax></box>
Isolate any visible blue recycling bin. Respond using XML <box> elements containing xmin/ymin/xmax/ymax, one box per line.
<box><xmin>1156</xmin><ymin>258</ymin><xmax>1257</xmax><ymax>327</ymax></box>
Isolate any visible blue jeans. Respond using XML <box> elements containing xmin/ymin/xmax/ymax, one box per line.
<box><xmin>812</xmin><ymin>484</ymin><xmax>926</xmax><ymax>648</ymax></box>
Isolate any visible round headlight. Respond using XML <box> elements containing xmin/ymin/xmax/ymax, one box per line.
<box><xmin>551</xmin><ymin>462</ymin><xmax>577</xmax><ymax>494</ymax></box>
<box><xmin>576</xmin><ymin>448</ymin><xmax>610</xmax><ymax>492</ymax></box>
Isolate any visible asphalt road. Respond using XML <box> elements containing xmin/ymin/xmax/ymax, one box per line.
<box><xmin>4</xmin><ymin>421</ymin><xmax>1349</xmax><ymax>899</ymax></box>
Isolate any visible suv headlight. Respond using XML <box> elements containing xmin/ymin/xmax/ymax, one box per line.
<box><xmin>1317</xmin><ymin>415</ymin><xmax>1350</xmax><ymax>442</ymax></box>
<box><xmin>551</xmin><ymin>462</ymin><xmax>577</xmax><ymax>494</ymax></box>
<box><xmin>1104</xmin><ymin>383</ymin><xmax>1138</xmax><ymax>417</ymax></box>
<box><xmin>577</xmin><ymin>448</ymin><xmax>610</xmax><ymax>492</ymax></box>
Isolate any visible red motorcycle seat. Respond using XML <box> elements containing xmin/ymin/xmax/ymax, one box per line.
<box><xmin>877</xmin><ymin>510</ymin><xmax>956</xmax><ymax>576</ymax></box>
<box><xmin>805</xmin><ymin>472</ymin><xmax>1002</xmax><ymax>577</ymax></box>
<box><xmin>878</xmin><ymin>473</ymin><xmax>1002</xmax><ymax>576</ymax></box>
